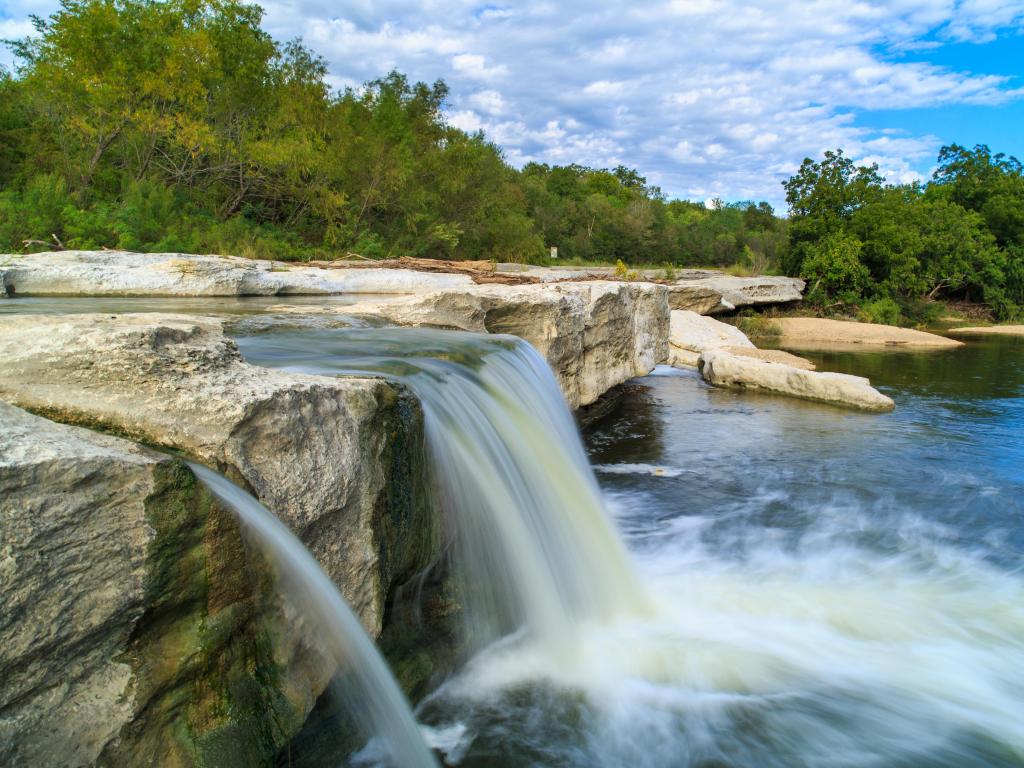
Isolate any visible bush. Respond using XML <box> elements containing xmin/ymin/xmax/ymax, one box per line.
<box><xmin>800</xmin><ymin>232</ymin><xmax>870</xmax><ymax>301</ymax></box>
<box><xmin>858</xmin><ymin>297</ymin><xmax>901</xmax><ymax>326</ymax></box>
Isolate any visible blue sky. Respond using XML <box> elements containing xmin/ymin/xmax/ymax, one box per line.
<box><xmin>2</xmin><ymin>0</ymin><xmax>1023</xmax><ymax>208</ymax></box>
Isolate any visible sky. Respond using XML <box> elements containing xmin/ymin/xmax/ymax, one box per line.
<box><xmin>2</xmin><ymin>0</ymin><xmax>1023</xmax><ymax>209</ymax></box>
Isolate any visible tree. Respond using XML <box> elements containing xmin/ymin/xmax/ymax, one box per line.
<box><xmin>782</xmin><ymin>149</ymin><xmax>884</xmax><ymax>275</ymax></box>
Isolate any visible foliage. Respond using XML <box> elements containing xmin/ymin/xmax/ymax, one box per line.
<box><xmin>2</xmin><ymin>0</ymin><xmax>1020</xmax><ymax>315</ymax></box>
<box><xmin>783</xmin><ymin>144</ymin><xmax>1024</xmax><ymax>321</ymax></box>
<box><xmin>858</xmin><ymin>297</ymin><xmax>901</xmax><ymax>326</ymax></box>
<box><xmin>521</xmin><ymin>163</ymin><xmax>786</xmax><ymax>267</ymax></box>
<box><xmin>800</xmin><ymin>231</ymin><xmax>870</xmax><ymax>303</ymax></box>
<box><xmin>735</xmin><ymin>314</ymin><xmax>781</xmax><ymax>338</ymax></box>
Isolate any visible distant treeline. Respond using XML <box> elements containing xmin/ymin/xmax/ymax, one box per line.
<box><xmin>0</xmin><ymin>0</ymin><xmax>1021</xmax><ymax>320</ymax></box>
<box><xmin>0</xmin><ymin>0</ymin><xmax>781</xmax><ymax>268</ymax></box>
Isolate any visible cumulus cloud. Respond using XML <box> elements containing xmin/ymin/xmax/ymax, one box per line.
<box><xmin>5</xmin><ymin>0</ymin><xmax>1024</xmax><ymax>204</ymax></box>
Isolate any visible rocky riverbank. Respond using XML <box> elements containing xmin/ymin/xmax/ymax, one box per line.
<box><xmin>0</xmin><ymin>250</ymin><xmax>813</xmax><ymax>766</ymax></box>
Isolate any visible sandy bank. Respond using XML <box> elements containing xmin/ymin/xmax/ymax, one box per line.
<box><xmin>947</xmin><ymin>325</ymin><xmax>1024</xmax><ymax>337</ymax></box>
<box><xmin>768</xmin><ymin>317</ymin><xmax>962</xmax><ymax>348</ymax></box>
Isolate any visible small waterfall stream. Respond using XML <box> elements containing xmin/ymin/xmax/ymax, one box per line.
<box><xmin>234</xmin><ymin>327</ymin><xmax>647</xmax><ymax>654</ymax></box>
<box><xmin>188</xmin><ymin>463</ymin><xmax>439</xmax><ymax>768</ymax></box>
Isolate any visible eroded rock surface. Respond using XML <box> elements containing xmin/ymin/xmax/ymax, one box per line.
<box><xmin>673</xmin><ymin>275</ymin><xmax>805</xmax><ymax>314</ymax></box>
<box><xmin>721</xmin><ymin>346</ymin><xmax>816</xmax><ymax>370</ymax></box>
<box><xmin>0</xmin><ymin>250</ymin><xmax>473</xmax><ymax>296</ymax></box>
<box><xmin>0</xmin><ymin>313</ymin><xmax>436</xmax><ymax>635</ymax></box>
<box><xmin>699</xmin><ymin>349</ymin><xmax>894</xmax><ymax>411</ymax></box>
<box><xmin>0</xmin><ymin>403</ymin><xmax>328</xmax><ymax>767</ymax></box>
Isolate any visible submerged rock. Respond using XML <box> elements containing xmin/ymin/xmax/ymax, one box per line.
<box><xmin>699</xmin><ymin>349</ymin><xmax>895</xmax><ymax>411</ymax></box>
<box><xmin>668</xmin><ymin>309</ymin><xmax>754</xmax><ymax>368</ymax></box>
<box><xmin>0</xmin><ymin>313</ymin><xmax>437</xmax><ymax>635</ymax></box>
<box><xmin>0</xmin><ymin>403</ymin><xmax>329</xmax><ymax>767</ymax></box>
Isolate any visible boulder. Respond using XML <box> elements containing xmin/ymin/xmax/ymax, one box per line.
<box><xmin>0</xmin><ymin>250</ymin><xmax>473</xmax><ymax>296</ymax></box>
<box><xmin>668</xmin><ymin>310</ymin><xmax>754</xmax><ymax>368</ymax></box>
<box><xmin>288</xmin><ymin>280</ymin><xmax>670</xmax><ymax>408</ymax></box>
<box><xmin>0</xmin><ymin>313</ymin><xmax>437</xmax><ymax>636</ymax></box>
<box><xmin>699</xmin><ymin>349</ymin><xmax>895</xmax><ymax>411</ymax></box>
<box><xmin>671</xmin><ymin>275</ymin><xmax>805</xmax><ymax>314</ymax></box>
<box><xmin>0</xmin><ymin>403</ymin><xmax>327</xmax><ymax>766</ymax></box>
<box><xmin>770</xmin><ymin>317</ymin><xmax>962</xmax><ymax>348</ymax></box>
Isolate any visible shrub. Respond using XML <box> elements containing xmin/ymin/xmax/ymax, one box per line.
<box><xmin>858</xmin><ymin>297</ymin><xmax>901</xmax><ymax>326</ymax></box>
<box><xmin>800</xmin><ymin>232</ymin><xmax>871</xmax><ymax>301</ymax></box>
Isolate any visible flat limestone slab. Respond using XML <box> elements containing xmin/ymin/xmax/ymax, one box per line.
<box><xmin>721</xmin><ymin>346</ymin><xmax>816</xmax><ymax>370</ymax></box>
<box><xmin>0</xmin><ymin>312</ymin><xmax>435</xmax><ymax>635</ymax></box>
<box><xmin>668</xmin><ymin>310</ymin><xmax>754</xmax><ymax>368</ymax></box>
<box><xmin>948</xmin><ymin>325</ymin><xmax>1024</xmax><ymax>337</ymax></box>
<box><xmin>675</xmin><ymin>275</ymin><xmax>805</xmax><ymax>314</ymax></box>
<box><xmin>771</xmin><ymin>317</ymin><xmax>962</xmax><ymax>348</ymax></box>
<box><xmin>0</xmin><ymin>250</ymin><xmax>474</xmax><ymax>296</ymax></box>
<box><xmin>699</xmin><ymin>349</ymin><xmax>894</xmax><ymax>411</ymax></box>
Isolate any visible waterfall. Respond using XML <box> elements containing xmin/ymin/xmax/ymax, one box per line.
<box><xmin>234</xmin><ymin>327</ymin><xmax>647</xmax><ymax>652</ymax></box>
<box><xmin>188</xmin><ymin>463</ymin><xmax>438</xmax><ymax>768</ymax></box>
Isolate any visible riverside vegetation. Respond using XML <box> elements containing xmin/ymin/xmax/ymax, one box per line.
<box><xmin>1</xmin><ymin>0</ymin><xmax>1022</xmax><ymax>323</ymax></box>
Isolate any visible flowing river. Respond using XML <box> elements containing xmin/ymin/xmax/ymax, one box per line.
<box><xmin>234</xmin><ymin>325</ymin><xmax>1024</xmax><ymax>768</ymax></box>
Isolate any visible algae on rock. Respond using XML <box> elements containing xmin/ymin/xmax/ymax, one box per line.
<box><xmin>0</xmin><ymin>403</ymin><xmax>338</xmax><ymax>767</ymax></box>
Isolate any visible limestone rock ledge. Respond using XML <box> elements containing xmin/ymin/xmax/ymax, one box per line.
<box><xmin>0</xmin><ymin>313</ymin><xmax>437</xmax><ymax>636</ymax></box>
<box><xmin>289</xmin><ymin>280</ymin><xmax>670</xmax><ymax>408</ymax></box>
<box><xmin>0</xmin><ymin>250</ymin><xmax>474</xmax><ymax>296</ymax></box>
<box><xmin>0</xmin><ymin>403</ymin><xmax>329</xmax><ymax>767</ymax></box>
<box><xmin>668</xmin><ymin>309</ymin><xmax>755</xmax><ymax>368</ymax></box>
<box><xmin>670</xmin><ymin>275</ymin><xmax>805</xmax><ymax>314</ymax></box>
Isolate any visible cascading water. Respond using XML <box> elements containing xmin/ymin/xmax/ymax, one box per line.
<box><xmin>235</xmin><ymin>324</ymin><xmax>1024</xmax><ymax>767</ymax></box>
<box><xmin>187</xmin><ymin>463</ymin><xmax>438</xmax><ymax>768</ymax></box>
<box><xmin>235</xmin><ymin>327</ymin><xmax>646</xmax><ymax>653</ymax></box>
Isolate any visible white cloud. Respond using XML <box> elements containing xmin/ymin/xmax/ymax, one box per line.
<box><xmin>5</xmin><ymin>0</ymin><xmax>1024</xmax><ymax>205</ymax></box>
<box><xmin>451</xmin><ymin>53</ymin><xmax>508</xmax><ymax>80</ymax></box>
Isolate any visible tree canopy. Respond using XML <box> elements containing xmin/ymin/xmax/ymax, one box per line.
<box><xmin>782</xmin><ymin>145</ymin><xmax>1023</xmax><ymax>321</ymax></box>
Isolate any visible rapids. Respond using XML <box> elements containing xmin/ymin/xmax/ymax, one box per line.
<box><xmin>236</xmin><ymin>326</ymin><xmax>1024</xmax><ymax>768</ymax></box>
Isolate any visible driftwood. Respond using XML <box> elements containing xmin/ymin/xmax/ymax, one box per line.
<box><xmin>22</xmin><ymin>233</ymin><xmax>65</xmax><ymax>251</ymax></box>
<box><xmin>307</xmin><ymin>256</ymin><xmax>541</xmax><ymax>285</ymax></box>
